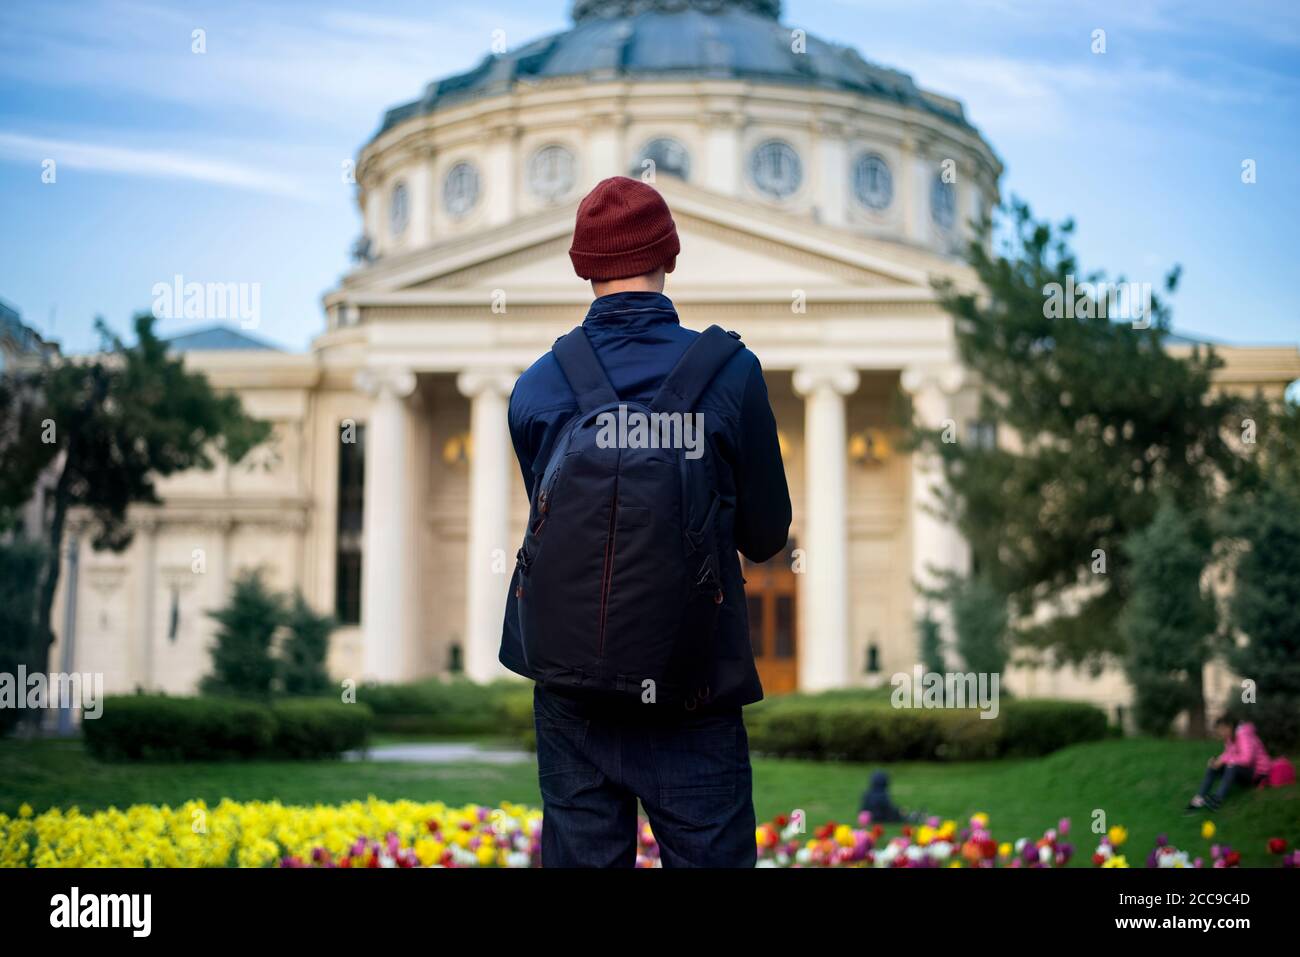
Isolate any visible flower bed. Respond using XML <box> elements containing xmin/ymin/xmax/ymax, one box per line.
<box><xmin>0</xmin><ymin>799</ymin><xmax>541</xmax><ymax>868</ymax></box>
<box><xmin>2</xmin><ymin>800</ymin><xmax>1294</xmax><ymax>868</ymax></box>
<box><xmin>748</xmin><ymin>812</ymin><xmax>1072</xmax><ymax>868</ymax></box>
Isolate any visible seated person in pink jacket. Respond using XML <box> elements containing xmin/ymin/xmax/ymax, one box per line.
<box><xmin>1187</xmin><ymin>716</ymin><xmax>1271</xmax><ymax>810</ymax></box>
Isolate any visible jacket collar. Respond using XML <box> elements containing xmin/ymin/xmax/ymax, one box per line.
<box><xmin>582</xmin><ymin>291</ymin><xmax>679</xmax><ymax>328</ymax></box>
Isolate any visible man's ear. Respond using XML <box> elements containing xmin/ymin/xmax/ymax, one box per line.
<box><xmin>664</xmin><ymin>256</ymin><xmax>677</xmax><ymax>274</ymax></box>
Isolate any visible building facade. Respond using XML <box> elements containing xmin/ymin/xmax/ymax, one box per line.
<box><xmin>49</xmin><ymin>0</ymin><xmax>1300</xmax><ymax>719</ymax></box>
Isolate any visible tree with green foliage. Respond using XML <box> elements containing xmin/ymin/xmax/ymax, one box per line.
<box><xmin>0</xmin><ymin>540</ymin><xmax>47</xmax><ymax>735</ymax></box>
<box><xmin>1217</xmin><ymin>397</ymin><xmax>1300</xmax><ymax>748</ymax></box>
<box><xmin>0</xmin><ymin>313</ymin><xmax>269</xmax><ymax>675</ymax></box>
<box><xmin>917</xmin><ymin>613</ymin><xmax>945</xmax><ymax>674</ymax></box>
<box><xmin>280</xmin><ymin>592</ymin><xmax>336</xmax><ymax>697</ymax></box>
<box><xmin>950</xmin><ymin>575</ymin><xmax>1009</xmax><ymax>676</ymax></box>
<box><xmin>916</xmin><ymin>200</ymin><xmax>1248</xmax><ymax>667</ymax></box>
<box><xmin>1118</xmin><ymin>498</ymin><xmax>1216</xmax><ymax>736</ymax></box>
<box><xmin>201</xmin><ymin>570</ymin><xmax>283</xmax><ymax>699</ymax></box>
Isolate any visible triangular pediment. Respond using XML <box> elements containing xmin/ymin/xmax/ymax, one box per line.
<box><xmin>340</xmin><ymin>177</ymin><xmax>967</xmax><ymax>301</ymax></box>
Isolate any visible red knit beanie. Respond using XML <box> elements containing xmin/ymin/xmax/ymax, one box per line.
<box><xmin>569</xmin><ymin>176</ymin><xmax>680</xmax><ymax>280</ymax></box>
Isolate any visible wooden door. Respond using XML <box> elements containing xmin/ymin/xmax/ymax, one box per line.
<box><xmin>743</xmin><ymin>547</ymin><xmax>799</xmax><ymax>695</ymax></box>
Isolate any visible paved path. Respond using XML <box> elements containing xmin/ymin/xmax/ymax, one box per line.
<box><xmin>344</xmin><ymin>742</ymin><xmax>533</xmax><ymax>764</ymax></box>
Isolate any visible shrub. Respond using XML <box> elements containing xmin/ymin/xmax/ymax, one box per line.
<box><xmin>0</xmin><ymin>540</ymin><xmax>46</xmax><ymax>737</ymax></box>
<box><xmin>201</xmin><ymin>571</ymin><xmax>282</xmax><ymax>699</ymax></box>
<box><xmin>83</xmin><ymin>694</ymin><xmax>372</xmax><ymax>761</ymax></box>
<box><xmin>745</xmin><ymin>692</ymin><xmax>1107</xmax><ymax>762</ymax></box>
<box><xmin>270</xmin><ymin>699</ymin><xmax>372</xmax><ymax>758</ymax></box>
<box><xmin>357</xmin><ymin>677</ymin><xmax>532</xmax><ymax>738</ymax></box>
<box><xmin>996</xmin><ymin>698</ymin><xmax>1111</xmax><ymax>757</ymax></box>
<box><xmin>1120</xmin><ymin>499</ymin><xmax>1215</xmax><ymax>736</ymax></box>
<box><xmin>1225</xmin><ymin>485</ymin><xmax>1300</xmax><ymax>743</ymax></box>
<box><xmin>279</xmin><ymin>594</ymin><xmax>335</xmax><ymax>697</ymax></box>
<box><xmin>917</xmin><ymin>614</ymin><xmax>945</xmax><ymax>674</ymax></box>
<box><xmin>84</xmin><ymin>695</ymin><xmax>275</xmax><ymax>761</ymax></box>
<box><xmin>950</xmin><ymin>575</ymin><xmax>1009</xmax><ymax>676</ymax></box>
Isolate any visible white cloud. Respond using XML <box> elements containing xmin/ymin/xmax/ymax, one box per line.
<box><xmin>0</xmin><ymin>131</ymin><xmax>318</xmax><ymax>199</ymax></box>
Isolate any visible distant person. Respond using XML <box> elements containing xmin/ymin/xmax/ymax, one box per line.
<box><xmin>1187</xmin><ymin>715</ymin><xmax>1272</xmax><ymax>811</ymax></box>
<box><xmin>859</xmin><ymin>770</ymin><xmax>921</xmax><ymax>824</ymax></box>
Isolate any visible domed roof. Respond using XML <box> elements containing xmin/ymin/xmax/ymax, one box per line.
<box><xmin>375</xmin><ymin>0</ymin><xmax>971</xmax><ymax>138</ymax></box>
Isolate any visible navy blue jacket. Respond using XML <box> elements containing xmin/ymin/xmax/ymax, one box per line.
<box><xmin>500</xmin><ymin>291</ymin><xmax>792</xmax><ymax>709</ymax></box>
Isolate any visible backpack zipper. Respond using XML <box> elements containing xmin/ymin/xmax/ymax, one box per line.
<box><xmin>596</xmin><ymin>472</ymin><xmax>619</xmax><ymax>658</ymax></box>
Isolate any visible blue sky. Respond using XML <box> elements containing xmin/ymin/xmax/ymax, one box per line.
<box><xmin>1</xmin><ymin>0</ymin><xmax>1297</xmax><ymax>354</ymax></box>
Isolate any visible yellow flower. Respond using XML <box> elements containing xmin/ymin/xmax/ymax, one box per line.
<box><xmin>1201</xmin><ymin>820</ymin><xmax>1216</xmax><ymax>839</ymax></box>
<box><xmin>971</xmin><ymin>812</ymin><xmax>989</xmax><ymax>827</ymax></box>
<box><xmin>834</xmin><ymin>824</ymin><xmax>854</xmax><ymax>847</ymax></box>
<box><xmin>18</xmin><ymin>804</ymin><xmax>33</xmax><ymax>819</ymax></box>
<box><xmin>998</xmin><ymin>842</ymin><xmax>1012</xmax><ymax>858</ymax></box>
<box><xmin>916</xmin><ymin>825</ymin><xmax>935</xmax><ymax>846</ymax></box>
<box><xmin>1102</xmin><ymin>855</ymin><xmax>1129</xmax><ymax>868</ymax></box>
<box><xmin>1107</xmin><ymin>825</ymin><xmax>1128</xmax><ymax>847</ymax></box>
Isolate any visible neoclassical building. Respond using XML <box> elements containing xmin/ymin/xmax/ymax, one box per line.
<box><xmin>50</xmin><ymin>0</ymin><xmax>1300</xmax><ymax>719</ymax></box>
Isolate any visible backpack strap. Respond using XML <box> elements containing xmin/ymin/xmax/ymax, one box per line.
<box><xmin>650</xmin><ymin>325</ymin><xmax>743</xmax><ymax>414</ymax></box>
<box><xmin>552</xmin><ymin>326</ymin><xmax>619</xmax><ymax>412</ymax></box>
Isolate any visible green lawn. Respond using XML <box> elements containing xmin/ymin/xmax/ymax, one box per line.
<box><xmin>2</xmin><ymin>736</ymin><xmax>1295</xmax><ymax>866</ymax></box>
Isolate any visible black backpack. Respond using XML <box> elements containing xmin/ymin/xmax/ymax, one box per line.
<box><xmin>514</xmin><ymin>324</ymin><xmax>743</xmax><ymax>709</ymax></box>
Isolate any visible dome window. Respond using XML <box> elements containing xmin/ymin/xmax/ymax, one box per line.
<box><xmin>444</xmin><ymin>161</ymin><xmax>481</xmax><ymax>218</ymax></box>
<box><xmin>634</xmin><ymin>138</ymin><xmax>690</xmax><ymax>182</ymax></box>
<box><xmin>852</xmin><ymin>152</ymin><xmax>893</xmax><ymax>211</ymax></box>
<box><xmin>749</xmin><ymin>139</ymin><xmax>802</xmax><ymax>200</ymax></box>
<box><xmin>389</xmin><ymin>180</ymin><xmax>410</xmax><ymax>236</ymax></box>
<box><xmin>930</xmin><ymin>172</ymin><xmax>956</xmax><ymax>229</ymax></box>
<box><xmin>528</xmin><ymin>144</ymin><xmax>577</xmax><ymax>202</ymax></box>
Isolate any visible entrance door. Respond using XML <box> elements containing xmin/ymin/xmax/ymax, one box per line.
<box><xmin>743</xmin><ymin>546</ymin><xmax>799</xmax><ymax>695</ymax></box>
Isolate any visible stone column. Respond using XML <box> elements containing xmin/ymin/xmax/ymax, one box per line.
<box><xmin>355</xmin><ymin>367</ymin><xmax>418</xmax><ymax>683</ymax></box>
<box><xmin>483</xmin><ymin>123</ymin><xmax>519</xmax><ymax>227</ymax></box>
<box><xmin>137</xmin><ymin>513</ymin><xmax>159</xmax><ymax>689</ymax></box>
<box><xmin>406</xmin><ymin>148</ymin><xmax>434</xmax><ymax>249</ymax></box>
<box><xmin>900</xmin><ymin>366</ymin><xmax>970</xmax><ymax>649</ymax></box>
<box><xmin>587</xmin><ymin>111</ymin><xmax>627</xmax><ymax>183</ymax></box>
<box><xmin>703</xmin><ymin>110</ymin><xmax>743</xmax><ymax>198</ymax></box>
<box><xmin>792</xmin><ymin>364</ymin><xmax>860</xmax><ymax>691</ymax></box>
<box><xmin>815</xmin><ymin>119</ymin><xmax>847</xmax><ymax>227</ymax></box>
<box><xmin>457</xmin><ymin>369</ymin><xmax>518</xmax><ymax>683</ymax></box>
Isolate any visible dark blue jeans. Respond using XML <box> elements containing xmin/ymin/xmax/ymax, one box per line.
<box><xmin>532</xmin><ymin>683</ymin><xmax>756</xmax><ymax>868</ymax></box>
<box><xmin>1197</xmin><ymin>763</ymin><xmax>1261</xmax><ymax>805</ymax></box>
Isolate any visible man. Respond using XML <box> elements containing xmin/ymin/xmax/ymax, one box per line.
<box><xmin>501</xmin><ymin>175</ymin><xmax>791</xmax><ymax>867</ymax></box>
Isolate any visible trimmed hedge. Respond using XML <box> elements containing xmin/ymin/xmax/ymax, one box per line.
<box><xmin>356</xmin><ymin>678</ymin><xmax>534</xmax><ymax>738</ymax></box>
<box><xmin>745</xmin><ymin>695</ymin><xmax>1108</xmax><ymax>762</ymax></box>
<box><xmin>83</xmin><ymin>695</ymin><xmax>372</xmax><ymax>762</ymax></box>
<box><xmin>269</xmin><ymin>699</ymin><xmax>372</xmax><ymax>759</ymax></box>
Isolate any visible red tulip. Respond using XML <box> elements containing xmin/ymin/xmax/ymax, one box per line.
<box><xmin>1268</xmin><ymin>838</ymin><xmax>1288</xmax><ymax>855</ymax></box>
